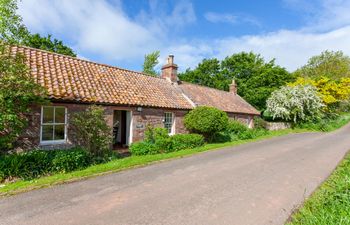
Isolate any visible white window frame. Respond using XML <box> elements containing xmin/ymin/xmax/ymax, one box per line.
<box><xmin>40</xmin><ymin>106</ymin><xmax>67</xmax><ymax>145</ymax></box>
<box><xmin>164</xmin><ymin>112</ymin><xmax>175</xmax><ymax>135</ymax></box>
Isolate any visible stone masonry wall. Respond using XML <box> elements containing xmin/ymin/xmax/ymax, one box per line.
<box><xmin>132</xmin><ymin>108</ymin><xmax>188</xmax><ymax>142</ymax></box>
<box><xmin>16</xmin><ymin>102</ymin><xmax>189</xmax><ymax>150</ymax></box>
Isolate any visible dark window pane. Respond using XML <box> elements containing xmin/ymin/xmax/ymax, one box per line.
<box><xmin>55</xmin><ymin>107</ymin><xmax>65</xmax><ymax>123</ymax></box>
<box><xmin>43</xmin><ymin>107</ymin><xmax>54</xmax><ymax>123</ymax></box>
<box><xmin>42</xmin><ymin>125</ymin><xmax>54</xmax><ymax>141</ymax></box>
<box><xmin>54</xmin><ymin>125</ymin><xmax>65</xmax><ymax>140</ymax></box>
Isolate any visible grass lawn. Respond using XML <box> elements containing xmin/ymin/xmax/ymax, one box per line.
<box><xmin>0</xmin><ymin>128</ymin><xmax>307</xmax><ymax>196</ymax></box>
<box><xmin>287</xmin><ymin>152</ymin><xmax>350</xmax><ymax>225</ymax></box>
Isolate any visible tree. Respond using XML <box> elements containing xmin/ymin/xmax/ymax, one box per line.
<box><xmin>142</xmin><ymin>50</ymin><xmax>160</xmax><ymax>76</ymax></box>
<box><xmin>0</xmin><ymin>0</ymin><xmax>76</xmax><ymax>57</ymax></box>
<box><xmin>265</xmin><ymin>85</ymin><xmax>324</xmax><ymax>123</ymax></box>
<box><xmin>0</xmin><ymin>43</ymin><xmax>47</xmax><ymax>151</ymax></box>
<box><xmin>71</xmin><ymin>105</ymin><xmax>112</xmax><ymax>157</ymax></box>
<box><xmin>23</xmin><ymin>34</ymin><xmax>76</xmax><ymax>57</ymax></box>
<box><xmin>179</xmin><ymin>52</ymin><xmax>295</xmax><ymax>110</ymax></box>
<box><xmin>0</xmin><ymin>0</ymin><xmax>28</xmax><ymax>43</ymax></box>
<box><xmin>179</xmin><ymin>58</ymin><xmax>230</xmax><ymax>90</ymax></box>
<box><xmin>184</xmin><ymin>106</ymin><xmax>228</xmax><ymax>141</ymax></box>
<box><xmin>295</xmin><ymin>50</ymin><xmax>350</xmax><ymax>80</ymax></box>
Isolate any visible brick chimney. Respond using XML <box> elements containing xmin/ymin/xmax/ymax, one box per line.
<box><xmin>161</xmin><ymin>55</ymin><xmax>178</xmax><ymax>83</ymax></box>
<box><xmin>230</xmin><ymin>79</ymin><xmax>237</xmax><ymax>94</ymax></box>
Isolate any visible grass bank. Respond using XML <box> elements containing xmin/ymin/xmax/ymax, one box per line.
<box><xmin>287</xmin><ymin>152</ymin><xmax>350</xmax><ymax>225</ymax></box>
<box><xmin>296</xmin><ymin>113</ymin><xmax>350</xmax><ymax>132</ymax></box>
<box><xmin>0</xmin><ymin>128</ymin><xmax>306</xmax><ymax>196</ymax></box>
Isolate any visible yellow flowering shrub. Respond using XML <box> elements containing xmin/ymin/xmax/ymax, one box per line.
<box><xmin>289</xmin><ymin>77</ymin><xmax>350</xmax><ymax>106</ymax></box>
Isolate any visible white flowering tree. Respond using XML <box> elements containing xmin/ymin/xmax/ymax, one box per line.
<box><xmin>266</xmin><ymin>85</ymin><xmax>324</xmax><ymax>123</ymax></box>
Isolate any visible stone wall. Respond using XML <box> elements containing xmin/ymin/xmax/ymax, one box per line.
<box><xmin>264</xmin><ymin>122</ymin><xmax>291</xmax><ymax>131</ymax></box>
<box><xmin>16</xmin><ymin>102</ymin><xmax>189</xmax><ymax>150</ymax></box>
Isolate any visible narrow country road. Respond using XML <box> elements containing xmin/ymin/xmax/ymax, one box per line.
<box><xmin>1</xmin><ymin>124</ymin><xmax>350</xmax><ymax>225</ymax></box>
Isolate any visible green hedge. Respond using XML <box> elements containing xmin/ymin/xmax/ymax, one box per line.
<box><xmin>130</xmin><ymin>133</ymin><xmax>205</xmax><ymax>156</ymax></box>
<box><xmin>0</xmin><ymin>148</ymin><xmax>115</xmax><ymax>182</ymax></box>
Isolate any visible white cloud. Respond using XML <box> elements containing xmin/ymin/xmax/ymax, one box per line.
<box><xmin>17</xmin><ymin>0</ymin><xmax>350</xmax><ymax>72</ymax></box>
<box><xmin>205</xmin><ymin>12</ymin><xmax>238</xmax><ymax>24</ymax></box>
<box><xmin>204</xmin><ymin>12</ymin><xmax>260</xmax><ymax>27</ymax></box>
<box><xmin>215</xmin><ymin>26</ymin><xmax>350</xmax><ymax>70</ymax></box>
<box><xmin>17</xmin><ymin>0</ymin><xmax>195</xmax><ymax>62</ymax></box>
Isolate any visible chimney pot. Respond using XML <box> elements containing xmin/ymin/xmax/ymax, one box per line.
<box><xmin>168</xmin><ymin>55</ymin><xmax>174</xmax><ymax>64</ymax></box>
<box><xmin>161</xmin><ymin>55</ymin><xmax>178</xmax><ymax>83</ymax></box>
<box><xmin>230</xmin><ymin>79</ymin><xmax>237</xmax><ymax>94</ymax></box>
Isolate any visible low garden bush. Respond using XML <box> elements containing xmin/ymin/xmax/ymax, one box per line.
<box><xmin>170</xmin><ymin>134</ymin><xmax>205</xmax><ymax>151</ymax></box>
<box><xmin>236</xmin><ymin>128</ymin><xmax>268</xmax><ymax>140</ymax></box>
<box><xmin>0</xmin><ymin>147</ymin><xmax>118</xmax><ymax>182</ymax></box>
<box><xmin>51</xmin><ymin>149</ymin><xmax>91</xmax><ymax>173</ymax></box>
<box><xmin>129</xmin><ymin>127</ymin><xmax>205</xmax><ymax>156</ymax></box>
<box><xmin>129</xmin><ymin>141</ymin><xmax>160</xmax><ymax>156</ymax></box>
<box><xmin>226</xmin><ymin>120</ymin><xmax>249</xmax><ymax>134</ymax></box>
<box><xmin>253</xmin><ymin>117</ymin><xmax>267</xmax><ymax>130</ymax></box>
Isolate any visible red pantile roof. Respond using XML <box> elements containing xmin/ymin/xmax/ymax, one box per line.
<box><xmin>178</xmin><ymin>82</ymin><xmax>260</xmax><ymax>115</ymax></box>
<box><xmin>9</xmin><ymin>45</ymin><xmax>259</xmax><ymax>115</ymax></box>
<box><xmin>10</xmin><ymin>46</ymin><xmax>193</xmax><ymax>109</ymax></box>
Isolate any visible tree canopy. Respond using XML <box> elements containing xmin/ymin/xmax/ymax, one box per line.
<box><xmin>0</xmin><ymin>0</ymin><xmax>76</xmax><ymax>57</ymax></box>
<box><xmin>142</xmin><ymin>51</ymin><xmax>160</xmax><ymax>76</ymax></box>
<box><xmin>294</xmin><ymin>50</ymin><xmax>350</xmax><ymax>80</ymax></box>
<box><xmin>179</xmin><ymin>52</ymin><xmax>295</xmax><ymax>110</ymax></box>
<box><xmin>23</xmin><ymin>34</ymin><xmax>76</xmax><ymax>57</ymax></box>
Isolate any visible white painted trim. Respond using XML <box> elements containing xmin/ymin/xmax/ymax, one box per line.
<box><xmin>40</xmin><ymin>106</ymin><xmax>67</xmax><ymax>145</ymax></box>
<box><xmin>181</xmin><ymin>93</ymin><xmax>196</xmax><ymax>107</ymax></box>
<box><xmin>128</xmin><ymin>111</ymin><xmax>133</xmax><ymax>145</ymax></box>
<box><xmin>126</xmin><ymin>111</ymin><xmax>133</xmax><ymax>146</ymax></box>
<box><xmin>164</xmin><ymin>112</ymin><xmax>175</xmax><ymax>135</ymax></box>
<box><xmin>172</xmin><ymin>113</ymin><xmax>176</xmax><ymax>135</ymax></box>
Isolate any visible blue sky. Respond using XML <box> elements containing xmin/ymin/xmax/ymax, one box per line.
<box><xmin>18</xmin><ymin>0</ymin><xmax>350</xmax><ymax>72</ymax></box>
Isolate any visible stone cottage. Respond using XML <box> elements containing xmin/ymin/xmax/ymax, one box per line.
<box><xmin>10</xmin><ymin>46</ymin><xmax>259</xmax><ymax>150</ymax></box>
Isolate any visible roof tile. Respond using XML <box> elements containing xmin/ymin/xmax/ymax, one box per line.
<box><xmin>11</xmin><ymin>46</ymin><xmax>193</xmax><ymax>110</ymax></box>
<box><xmin>178</xmin><ymin>82</ymin><xmax>260</xmax><ymax>115</ymax></box>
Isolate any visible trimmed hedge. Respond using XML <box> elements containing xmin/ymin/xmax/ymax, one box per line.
<box><xmin>0</xmin><ymin>148</ymin><xmax>115</xmax><ymax>182</ymax></box>
<box><xmin>184</xmin><ymin>106</ymin><xmax>229</xmax><ymax>140</ymax></box>
<box><xmin>129</xmin><ymin>133</ymin><xmax>205</xmax><ymax>156</ymax></box>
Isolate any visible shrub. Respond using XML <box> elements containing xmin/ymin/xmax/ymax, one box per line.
<box><xmin>0</xmin><ymin>43</ymin><xmax>47</xmax><ymax>152</ymax></box>
<box><xmin>170</xmin><ymin>134</ymin><xmax>205</xmax><ymax>151</ymax></box>
<box><xmin>238</xmin><ymin>129</ymin><xmax>268</xmax><ymax>140</ymax></box>
<box><xmin>129</xmin><ymin>141</ymin><xmax>159</xmax><ymax>156</ymax></box>
<box><xmin>0</xmin><ymin>150</ymin><xmax>54</xmax><ymax>180</ymax></box>
<box><xmin>266</xmin><ymin>85</ymin><xmax>324</xmax><ymax>123</ymax></box>
<box><xmin>71</xmin><ymin>105</ymin><xmax>112</xmax><ymax>157</ymax></box>
<box><xmin>145</xmin><ymin>126</ymin><xmax>169</xmax><ymax>143</ymax></box>
<box><xmin>210</xmin><ymin>132</ymin><xmax>232</xmax><ymax>143</ymax></box>
<box><xmin>184</xmin><ymin>106</ymin><xmax>229</xmax><ymax>140</ymax></box>
<box><xmin>226</xmin><ymin>120</ymin><xmax>248</xmax><ymax>134</ymax></box>
<box><xmin>0</xmin><ymin>148</ymin><xmax>98</xmax><ymax>182</ymax></box>
<box><xmin>290</xmin><ymin>76</ymin><xmax>350</xmax><ymax>111</ymax></box>
<box><xmin>52</xmin><ymin>149</ymin><xmax>91</xmax><ymax>173</ymax></box>
<box><xmin>129</xmin><ymin>132</ymin><xmax>205</xmax><ymax>156</ymax></box>
<box><xmin>253</xmin><ymin>117</ymin><xmax>267</xmax><ymax>130</ymax></box>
